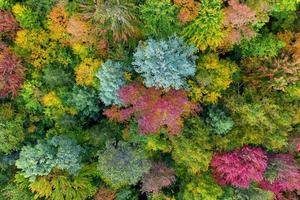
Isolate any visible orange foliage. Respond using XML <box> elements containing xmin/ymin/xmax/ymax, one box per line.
<box><xmin>94</xmin><ymin>187</ymin><xmax>116</xmax><ymax>200</ymax></box>
<box><xmin>174</xmin><ymin>0</ymin><xmax>200</xmax><ymax>23</ymax></box>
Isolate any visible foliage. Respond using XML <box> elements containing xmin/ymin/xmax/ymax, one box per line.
<box><xmin>238</xmin><ymin>34</ymin><xmax>285</xmax><ymax>58</ymax></box>
<box><xmin>181</xmin><ymin>0</ymin><xmax>225</xmax><ymax>51</ymax></box>
<box><xmin>140</xmin><ymin>0</ymin><xmax>180</xmax><ymax>38</ymax></box>
<box><xmin>12</xmin><ymin>3</ymin><xmax>39</xmax><ymax>29</ymax></box>
<box><xmin>0</xmin><ymin>47</ymin><xmax>25</xmax><ymax>97</ymax></box>
<box><xmin>141</xmin><ymin>161</ymin><xmax>176</xmax><ymax>194</ymax></box>
<box><xmin>171</xmin><ymin>117</ymin><xmax>212</xmax><ymax>174</ymax></box>
<box><xmin>81</xmin><ymin>0</ymin><xmax>142</xmax><ymax>42</ymax></box>
<box><xmin>104</xmin><ymin>83</ymin><xmax>199</xmax><ymax>135</ymax></box>
<box><xmin>188</xmin><ymin>53</ymin><xmax>238</xmax><ymax>104</ymax></box>
<box><xmin>96</xmin><ymin>60</ymin><xmax>127</xmax><ymax>106</ymax></box>
<box><xmin>133</xmin><ymin>36</ymin><xmax>197</xmax><ymax>89</ymax></box>
<box><xmin>0</xmin><ymin>10</ymin><xmax>18</xmax><ymax>37</ymax></box>
<box><xmin>174</xmin><ymin>0</ymin><xmax>200</xmax><ymax>23</ymax></box>
<box><xmin>223</xmin><ymin>0</ymin><xmax>257</xmax><ymax>46</ymax></box>
<box><xmin>15</xmin><ymin>136</ymin><xmax>83</xmax><ymax>182</ymax></box>
<box><xmin>211</xmin><ymin>146</ymin><xmax>268</xmax><ymax>188</ymax></box>
<box><xmin>224</xmin><ymin>94</ymin><xmax>293</xmax><ymax>150</ymax></box>
<box><xmin>94</xmin><ymin>187</ymin><xmax>116</xmax><ymax>200</ymax></box>
<box><xmin>0</xmin><ymin>103</ymin><xmax>24</xmax><ymax>154</ymax></box>
<box><xmin>97</xmin><ymin>141</ymin><xmax>151</xmax><ymax>189</ymax></box>
<box><xmin>260</xmin><ymin>154</ymin><xmax>300</xmax><ymax>195</ymax></box>
<box><xmin>221</xmin><ymin>184</ymin><xmax>274</xmax><ymax>200</ymax></box>
<box><xmin>75</xmin><ymin>57</ymin><xmax>101</xmax><ymax>87</ymax></box>
<box><xmin>15</xmin><ymin>29</ymin><xmax>70</xmax><ymax>68</ymax></box>
<box><xmin>179</xmin><ymin>174</ymin><xmax>223</xmax><ymax>200</ymax></box>
<box><xmin>68</xmin><ymin>86</ymin><xmax>101</xmax><ymax>120</ymax></box>
<box><xmin>205</xmin><ymin>107</ymin><xmax>234</xmax><ymax>135</ymax></box>
<box><xmin>28</xmin><ymin>165</ymin><xmax>98</xmax><ymax>200</ymax></box>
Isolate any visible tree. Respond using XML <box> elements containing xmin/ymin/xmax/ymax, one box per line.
<box><xmin>181</xmin><ymin>0</ymin><xmax>225</xmax><ymax>51</ymax></box>
<box><xmin>97</xmin><ymin>141</ymin><xmax>151</xmax><ymax>189</ymax></box>
<box><xmin>133</xmin><ymin>36</ymin><xmax>197</xmax><ymax>89</ymax></box>
<box><xmin>211</xmin><ymin>146</ymin><xmax>268</xmax><ymax>188</ymax></box>
<box><xmin>0</xmin><ymin>48</ymin><xmax>25</xmax><ymax>97</ymax></box>
<box><xmin>15</xmin><ymin>136</ymin><xmax>83</xmax><ymax>182</ymax></box>
<box><xmin>104</xmin><ymin>83</ymin><xmax>199</xmax><ymax>135</ymax></box>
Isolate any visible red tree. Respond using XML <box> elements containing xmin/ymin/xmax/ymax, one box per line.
<box><xmin>104</xmin><ymin>83</ymin><xmax>199</xmax><ymax>136</ymax></box>
<box><xmin>0</xmin><ymin>48</ymin><xmax>26</xmax><ymax>97</ymax></box>
<box><xmin>211</xmin><ymin>146</ymin><xmax>268</xmax><ymax>188</ymax></box>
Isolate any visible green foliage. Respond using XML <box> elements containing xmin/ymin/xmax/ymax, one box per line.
<box><xmin>15</xmin><ymin>136</ymin><xmax>83</xmax><ymax>182</ymax></box>
<box><xmin>133</xmin><ymin>36</ymin><xmax>197</xmax><ymax>89</ymax></box>
<box><xmin>171</xmin><ymin>117</ymin><xmax>213</xmax><ymax>175</ymax></box>
<box><xmin>179</xmin><ymin>174</ymin><xmax>223</xmax><ymax>200</ymax></box>
<box><xmin>239</xmin><ymin>34</ymin><xmax>285</xmax><ymax>58</ymax></box>
<box><xmin>181</xmin><ymin>0</ymin><xmax>225</xmax><ymax>51</ymax></box>
<box><xmin>223</xmin><ymin>93</ymin><xmax>293</xmax><ymax>150</ymax></box>
<box><xmin>68</xmin><ymin>86</ymin><xmax>101</xmax><ymax>120</ymax></box>
<box><xmin>206</xmin><ymin>107</ymin><xmax>234</xmax><ymax>135</ymax></box>
<box><xmin>97</xmin><ymin>141</ymin><xmax>151</xmax><ymax>189</ymax></box>
<box><xmin>221</xmin><ymin>185</ymin><xmax>274</xmax><ymax>200</ymax></box>
<box><xmin>12</xmin><ymin>3</ymin><xmax>39</xmax><ymax>29</ymax></box>
<box><xmin>29</xmin><ymin>165</ymin><xmax>98</xmax><ymax>200</ymax></box>
<box><xmin>189</xmin><ymin>53</ymin><xmax>238</xmax><ymax>104</ymax></box>
<box><xmin>1</xmin><ymin>183</ymin><xmax>33</xmax><ymax>200</ymax></box>
<box><xmin>0</xmin><ymin>103</ymin><xmax>24</xmax><ymax>154</ymax></box>
<box><xmin>140</xmin><ymin>0</ymin><xmax>180</xmax><ymax>38</ymax></box>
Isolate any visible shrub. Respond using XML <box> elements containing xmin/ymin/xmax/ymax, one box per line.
<box><xmin>181</xmin><ymin>0</ymin><xmax>225</xmax><ymax>51</ymax></box>
<box><xmin>97</xmin><ymin>141</ymin><xmax>151</xmax><ymax>189</ymax></box>
<box><xmin>104</xmin><ymin>83</ymin><xmax>199</xmax><ymax>135</ymax></box>
<box><xmin>133</xmin><ymin>36</ymin><xmax>197</xmax><ymax>89</ymax></box>
<box><xmin>211</xmin><ymin>146</ymin><xmax>268</xmax><ymax>188</ymax></box>
<box><xmin>15</xmin><ymin>136</ymin><xmax>83</xmax><ymax>182</ymax></box>
<box><xmin>141</xmin><ymin>162</ymin><xmax>176</xmax><ymax>194</ymax></box>
<box><xmin>140</xmin><ymin>0</ymin><xmax>180</xmax><ymax>38</ymax></box>
<box><xmin>96</xmin><ymin>60</ymin><xmax>127</xmax><ymax>106</ymax></box>
<box><xmin>0</xmin><ymin>48</ymin><xmax>25</xmax><ymax>97</ymax></box>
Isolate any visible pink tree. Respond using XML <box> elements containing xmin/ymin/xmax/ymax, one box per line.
<box><xmin>211</xmin><ymin>146</ymin><xmax>268</xmax><ymax>188</ymax></box>
<box><xmin>104</xmin><ymin>83</ymin><xmax>200</xmax><ymax>136</ymax></box>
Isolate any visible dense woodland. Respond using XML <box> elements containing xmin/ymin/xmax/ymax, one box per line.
<box><xmin>0</xmin><ymin>0</ymin><xmax>300</xmax><ymax>199</ymax></box>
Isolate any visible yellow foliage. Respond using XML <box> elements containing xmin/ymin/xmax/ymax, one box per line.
<box><xmin>42</xmin><ymin>91</ymin><xmax>63</xmax><ymax>108</ymax></box>
<box><xmin>72</xmin><ymin>43</ymin><xmax>89</xmax><ymax>59</ymax></box>
<box><xmin>48</xmin><ymin>5</ymin><xmax>70</xmax><ymax>45</ymax></box>
<box><xmin>12</xmin><ymin>3</ymin><xmax>26</xmax><ymax>16</ymax></box>
<box><xmin>75</xmin><ymin>58</ymin><xmax>101</xmax><ymax>87</ymax></box>
<box><xmin>15</xmin><ymin>29</ymin><xmax>65</xmax><ymax>68</ymax></box>
<box><xmin>189</xmin><ymin>54</ymin><xmax>237</xmax><ymax>104</ymax></box>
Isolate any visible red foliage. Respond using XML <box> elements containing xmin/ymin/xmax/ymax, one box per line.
<box><xmin>259</xmin><ymin>154</ymin><xmax>300</xmax><ymax>196</ymax></box>
<box><xmin>0</xmin><ymin>48</ymin><xmax>26</xmax><ymax>97</ymax></box>
<box><xmin>94</xmin><ymin>187</ymin><xmax>116</xmax><ymax>200</ymax></box>
<box><xmin>223</xmin><ymin>0</ymin><xmax>256</xmax><ymax>45</ymax></box>
<box><xmin>0</xmin><ymin>10</ymin><xmax>18</xmax><ymax>36</ymax></box>
<box><xmin>104</xmin><ymin>83</ymin><xmax>200</xmax><ymax>136</ymax></box>
<box><xmin>211</xmin><ymin>146</ymin><xmax>268</xmax><ymax>188</ymax></box>
<box><xmin>141</xmin><ymin>162</ymin><xmax>176</xmax><ymax>194</ymax></box>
